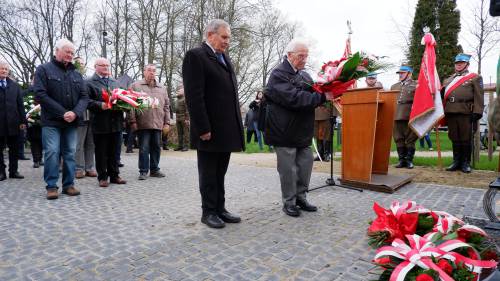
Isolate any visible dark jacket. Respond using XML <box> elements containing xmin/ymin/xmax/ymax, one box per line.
<box><xmin>0</xmin><ymin>78</ymin><xmax>26</xmax><ymax>136</ymax></box>
<box><xmin>182</xmin><ymin>43</ymin><xmax>244</xmax><ymax>152</ymax></box>
<box><xmin>390</xmin><ymin>79</ymin><xmax>417</xmax><ymax>120</ymax></box>
<box><xmin>86</xmin><ymin>74</ymin><xmax>124</xmax><ymax>134</ymax></box>
<box><xmin>442</xmin><ymin>71</ymin><xmax>484</xmax><ymax>115</ymax></box>
<box><xmin>34</xmin><ymin>57</ymin><xmax>89</xmax><ymax>128</ymax></box>
<box><xmin>264</xmin><ymin>59</ymin><xmax>326</xmax><ymax>147</ymax></box>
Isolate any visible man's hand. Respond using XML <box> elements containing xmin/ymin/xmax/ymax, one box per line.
<box><xmin>185</xmin><ymin>120</ymin><xmax>190</xmax><ymax>126</ymax></box>
<box><xmin>101</xmin><ymin>102</ymin><xmax>110</xmax><ymax>110</ymax></box>
<box><xmin>200</xmin><ymin>132</ymin><xmax>211</xmax><ymax>141</ymax></box>
<box><xmin>162</xmin><ymin>124</ymin><xmax>170</xmax><ymax>136</ymax></box>
<box><xmin>63</xmin><ymin>111</ymin><xmax>77</xmax><ymax>123</ymax></box>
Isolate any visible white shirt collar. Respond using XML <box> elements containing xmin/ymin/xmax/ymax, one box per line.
<box><xmin>204</xmin><ymin>42</ymin><xmax>217</xmax><ymax>54</ymax></box>
<box><xmin>286</xmin><ymin>58</ymin><xmax>298</xmax><ymax>73</ymax></box>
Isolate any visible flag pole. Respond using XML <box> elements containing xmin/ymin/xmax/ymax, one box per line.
<box><xmin>434</xmin><ymin>125</ymin><xmax>443</xmax><ymax>170</ymax></box>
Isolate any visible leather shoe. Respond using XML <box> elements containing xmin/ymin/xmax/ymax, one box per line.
<box><xmin>0</xmin><ymin>173</ymin><xmax>6</xmax><ymax>181</ymax></box>
<box><xmin>99</xmin><ymin>180</ymin><xmax>109</xmax><ymax>187</ymax></box>
<box><xmin>283</xmin><ymin>204</ymin><xmax>300</xmax><ymax>217</ymax></box>
<box><xmin>150</xmin><ymin>171</ymin><xmax>165</xmax><ymax>178</ymax></box>
<box><xmin>118</xmin><ymin>162</ymin><xmax>124</xmax><ymax>167</ymax></box>
<box><xmin>9</xmin><ymin>172</ymin><xmax>24</xmax><ymax>179</ymax></box>
<box><xmin>46</xmin><ymin>188</ymin><xmax>59</xmax><ymax>200</ymax></box>
<box><xmin>218</xmin><ymin>211</ymin><xmax>241</xmax><ymax>223</ymax></box>
<box><xmin>62</xmin><ymin>186</ymin><xmax>80</xmax><ymax>196</ymax></box>
<box><xmin>33</xmin><ymin>162</ymin><xmax>40</xmax><ymax>168</ymax></box>
<box><xmin>75</xmin><ymin>170</ymin><xmax>85</xmax><ymax>179</ymax></box>
<box><xmin>296</xmin><ymin>199</ymin><xmax>318</xmax><ymax>212</ymax></box>
<box><xmin>181</xmin><ymin>147</ymin><xmax>189</xmax><ymax>152</ymax></box>
<box><xmin>85</xmin><ymin>170</ymin><xmax>97</xmax><ymax>177</ymax></box>
<box><xmin>201</xmin><ymin>214</ymin><xmax>225</xmax><ymax>228</ymax></box>
<box><xmin>125</xmin><ymin>149</ymin><xmax>134</xmax><ymax>153</ymax></box>
<box><xmin>110</xmin><ymin>177</ymin><xmax>127</xmax><ymax>184</ymax></box>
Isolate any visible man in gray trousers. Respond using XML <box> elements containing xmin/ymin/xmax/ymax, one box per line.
<box><xmin>264</xmin><ymin>39</ymin><xmax>326</xmax><ymax>217</ymax></box>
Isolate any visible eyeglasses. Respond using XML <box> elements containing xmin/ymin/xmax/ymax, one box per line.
<box><xmin>291</xmin><ymin>52</ymin><xmax>308</xmax><ymax>59</ymax></box>
<box><xmin>96</xmin><ymin>64</ymin><xmax>110</xmax><ymax>67</ymax></box>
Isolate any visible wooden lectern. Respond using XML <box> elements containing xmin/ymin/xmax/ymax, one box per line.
<box><xmin>339</xmin><ymin>87</ymin><xmax>413</xmax><ymax>193</ymax></box>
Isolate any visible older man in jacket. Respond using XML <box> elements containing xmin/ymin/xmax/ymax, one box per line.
<box><xmin>34</xmin><ymin>38</ymin><xmax>89</xmax><ymax>200</ymax></box>
<box><xmin>265</xmin><ymin>39</ymin><xmax>326</xmax><ymax>217</ymax></box>
<box><xmin>0</xmin><ymin>61</ymin><xmax>26</xmax><ymax>181</ymax></box>
<box><xmin>182</xmin><ymin>19</ymin><xmax>245</xmax><ymax>228</ymax></box>
<box><xmin>129</xmin><ymin>64</ymin><xmax>170</xmax><ymax>180</ymax></box>
<box><xmin>87</xmin><ymin>57</ymin><xmax>127</xmax><ymax>187</ymax></box>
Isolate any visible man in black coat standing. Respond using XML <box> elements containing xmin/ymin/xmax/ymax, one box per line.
<box><xmin>86</xmin><ymin>57</ymin><xmax>127</xmax><ymax>188</ymax></box>
<box><xmin>182</xmin><ymin>19</ymin><xmax>245</xmax><ymax>229</ymax></box>
<box><xmin>265</xmin><ymin>39</ymin><xmax>326</xmax><ymax>217</ymax></box>
<box><xmin>0</xmin><ymin>61</ymin><xmax>26</xmax><ymax>181</ymax></box>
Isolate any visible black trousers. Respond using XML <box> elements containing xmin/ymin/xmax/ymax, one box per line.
<box><xmin>27</xmin><ymin>125</ymin><xmax>43</xmax><ymax>162</ymax></box>
<box><xmin>0</xmin><ymin>135</ymin><xmax>19</xmax><ymax>175</ymax></box>
<box><xmin>197</xmin><ymin>150</ymin><xmax>231</xmax><ymax>216</ymax></box>
<box><xmin>93</xmin><ymin>132</ymin><xmax>120</xmax><ymax>181</ymax></box>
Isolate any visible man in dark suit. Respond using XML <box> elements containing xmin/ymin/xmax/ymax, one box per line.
<box><xmin>86</xmin><ymin>57</ymin><xmax>127</xmax><ymax>187</ymax></box>
<box><xmin>0</xmin><ymin>61</ymin><xmax>26</xmax><ymax>181</ymax></box>
<box><xmin>182</xmin><ymin>19</ymin><xmax>245</xmax><ymax>229</ymax></box>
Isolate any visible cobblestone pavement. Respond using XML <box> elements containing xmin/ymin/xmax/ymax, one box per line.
<box><xmin>0</xmin><ymin>152</ymin><xmax>490</xmax><ymax>281</ymax></box>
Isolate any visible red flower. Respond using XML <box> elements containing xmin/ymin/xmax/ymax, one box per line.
<box><xmin>429</xmin><ymin>211</ymin><xmax>438</xmax><ymax>223</ymax></box>
<box><xmin>436</xmin><ymin>259</ymin><xmax>453</xmax><ymax>275</ymax></box>
<box><xmin>481</xmin><ymin>250</ymin><xmax>499</xmax><ymax>261</ymax></box>
<box><xmin>467</xmin><ymin>248</ymin><xmax>479</xmax><ymax>260</ymax></box>
<box><xmin>416</xmin><ymin>273</ymin><xmax>434</xmax><ymax>281</ymax></box>
<box><xmin>373</xmin><ymin>257</ymin><xmax>391</xmax><ymax>265</ymax></box>
<box><xmin>367</xmin><ymin>202</ymin><xmax>418</xmax><ymax>243</ymax></box>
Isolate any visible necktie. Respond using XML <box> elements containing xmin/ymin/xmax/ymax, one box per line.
<box><xmin>216</xmin><ymin>53</ymin><xmax>226</xmax><ymax>66</ymax></box>
<box><xmin>102</xmin><ymin>77</ymin><xmax>109</xmax><ymax>87</ymax></box>
<box><xmin>1</xmin><ymin>80</ymin><xmax>6</xmax><ymax>88</ymax></box>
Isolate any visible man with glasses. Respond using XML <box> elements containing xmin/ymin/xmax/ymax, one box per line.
<box><xmin>264</xmin><ymin>39</ymin><xmax>326</xmax><ymax>217</ymax></box>
<box><xmin>86</xmin><ymin>57</ymin><xmax>127</xmax><ymax>187</ymax></box>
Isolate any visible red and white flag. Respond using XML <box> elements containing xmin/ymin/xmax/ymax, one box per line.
<box><xmin>408</xmin><ymin>33</ymin><xmax>444</xmax><ymax>138</ymax></box>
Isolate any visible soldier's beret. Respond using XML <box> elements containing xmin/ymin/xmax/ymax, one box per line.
<box><xmin>455</xmin><ymin>53</ymin><xmax>471</xmax><ymax>63</ymax></box>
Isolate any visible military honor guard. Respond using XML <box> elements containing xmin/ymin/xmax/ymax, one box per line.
<box><xmin>441</xmin><ymin>54</ymin><xmax>484</xmax><ymax>173</ymax></box>
<box><xmin>390</xmin><ymin>65</ymin><xmax>418</xmax><ymax>169</ymax></box>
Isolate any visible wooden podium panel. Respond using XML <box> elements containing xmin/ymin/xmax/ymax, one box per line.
<box><xmin>340</xmin><ymin>88</ymin><xmax>412</xmax><ymax>193</ymax></box>
<box><xmin>341</xmin><ymin>88</ymin><xmax>380</xmax><ymax>182</ymax></box>
<box><xmin>372</xmin><ymin>90</ymin><xmax>398</xmax><ymax>174</ymax></box>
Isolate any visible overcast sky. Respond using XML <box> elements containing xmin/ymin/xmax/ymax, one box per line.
<box><xmin>274</xmin><ymin>0</ymin><xmax>499</xmax><ymax>89</ymax></box>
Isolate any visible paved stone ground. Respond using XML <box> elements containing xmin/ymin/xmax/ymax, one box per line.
<box><xmin>0</xmin><ymin>152</ymin><xmax>491</xmax><ymax>281</ymax></box>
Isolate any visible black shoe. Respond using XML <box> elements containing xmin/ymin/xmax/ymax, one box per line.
<box><xmin>282</xmin><ymin>204</ymin><xmax>300</xmax><ymax>217</ymax></box>
<box><xmin>118</xmin><ymin>162</ymin><xmax>124</xmax><ymax>167</ymax></box>
<box><xmin>162</xmin><ymin>146</ymin><xmax>170</xmax><ymax>151</ymax></box>
<box><xmin>446</xmin><ymin>161</ymin><xmax>461</xmax><ymax>171</ymax></box>
<box><xmin>0</xmin><ymin>173</ymin><xmax>6</xmax><ymax>181</ymax></box>
<box><xmin>406</xmin><ymin>161</ymin><xmax>414</xmax><ymax>169</ymax></box>
<box><xmin>181</xmin><ymin>147</ymin><xmax>189</xmax><ymax>152</ymax></box>
<box><xmin>150</xmin><ymin>171</ymin><xmax>165</xmax><ymax>178</ymax></box>
<box><xmin>201</xmin><ymin>214</ymin><xmax>225</xmax><ymax>228</ymax></box>
<box><xmin>125</xmin><ymin>149</ymin><xmax>134</xmax><ymax>153</ymax></box>
<box><xmin>218</xmin><ymin>211</ymin><xmax>241</xmax><ymax>223</ymax></box>
<box><xmin>296</xmin><ymin>199</ymin><xmax>318</xmax><ymax>212</ymax></box>
<box><xmin>9</xmin><ymin>172</ymin><xmax>24</xmax><ymax>179</ymax></box>
<box><xmin>461</xmin><ymin>162</ymin><xmax>471</xmax><ymax>173</ymax></box>
<box><xmin>174</xmin><ymin>147</ymin><xmax>182</xmax><ymax>151</ymax></box>
<box><xmin>33</xmin><ymin>162</ymin><xmax>40</xmax><ymax>168</ymax></box>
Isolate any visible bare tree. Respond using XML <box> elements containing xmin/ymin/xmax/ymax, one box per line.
<box><xmin>464</xmin><ymin>0</ymin><xmax>500</xmax><ymax>74</ymax></box>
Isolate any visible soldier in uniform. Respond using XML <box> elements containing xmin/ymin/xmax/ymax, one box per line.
<box><xmin>391</xmin><ymin>65</ymin><xmax>418</xmax><ymax>169</ymax></box>
<box><xmin>174</xmin><ymin>85</ymin><xmax>189</xmax><ymax>151</ymax></box>
<box><xmin>441</xmin><ymin>53</ymin><xmax>484</xmax><ymax>173</ymax></box>
<box><xmin>313</xmin><ymin>105</ymin><xmax>336</xmax><ymax>162</ymax></box>
<box><xmin>365</xmin><ymin>72</ymin><xmax>383</xmax><ymax>88</ymax></box>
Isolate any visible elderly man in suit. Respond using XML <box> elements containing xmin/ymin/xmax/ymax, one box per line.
<box><xmin>182</xmin><ymin>19</ymin><xmax>245</xmax><ymax>229</ymax></box>
<box><xmin>264</xmin><ymin>39</ymin><xmax>326</xmax><ymax>217</ymax></box>
<box><xmin>86</xmin><ymin>57</ymin><xmax>127</xmax><ymax>187</ymax></box>
<box><xmin>0</xmin><ymin>60</ymin><xmax>26</xmax><ymax>181</ymax></box>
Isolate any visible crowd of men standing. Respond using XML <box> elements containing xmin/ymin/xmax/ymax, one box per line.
<box><xmin>0</xmin><ymin>38</ymin><xmax>191</xmax><ymax>199</ymax></box>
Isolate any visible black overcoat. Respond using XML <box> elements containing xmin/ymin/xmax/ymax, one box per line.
<box><xmin>0</xmin><ymin>78</ymin><xmax>26</xmax><ymax>136</ymax></box>
<box><xmin>182</xmin><ymin>43</ymin><xmax>244</xmax><ymax>152</ymax></box>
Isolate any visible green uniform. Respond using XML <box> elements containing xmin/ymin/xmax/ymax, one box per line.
<box><xmin>442</xmin><ymin>70</ymin><xmax>484</xmax><ymax>172</ymax></box>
